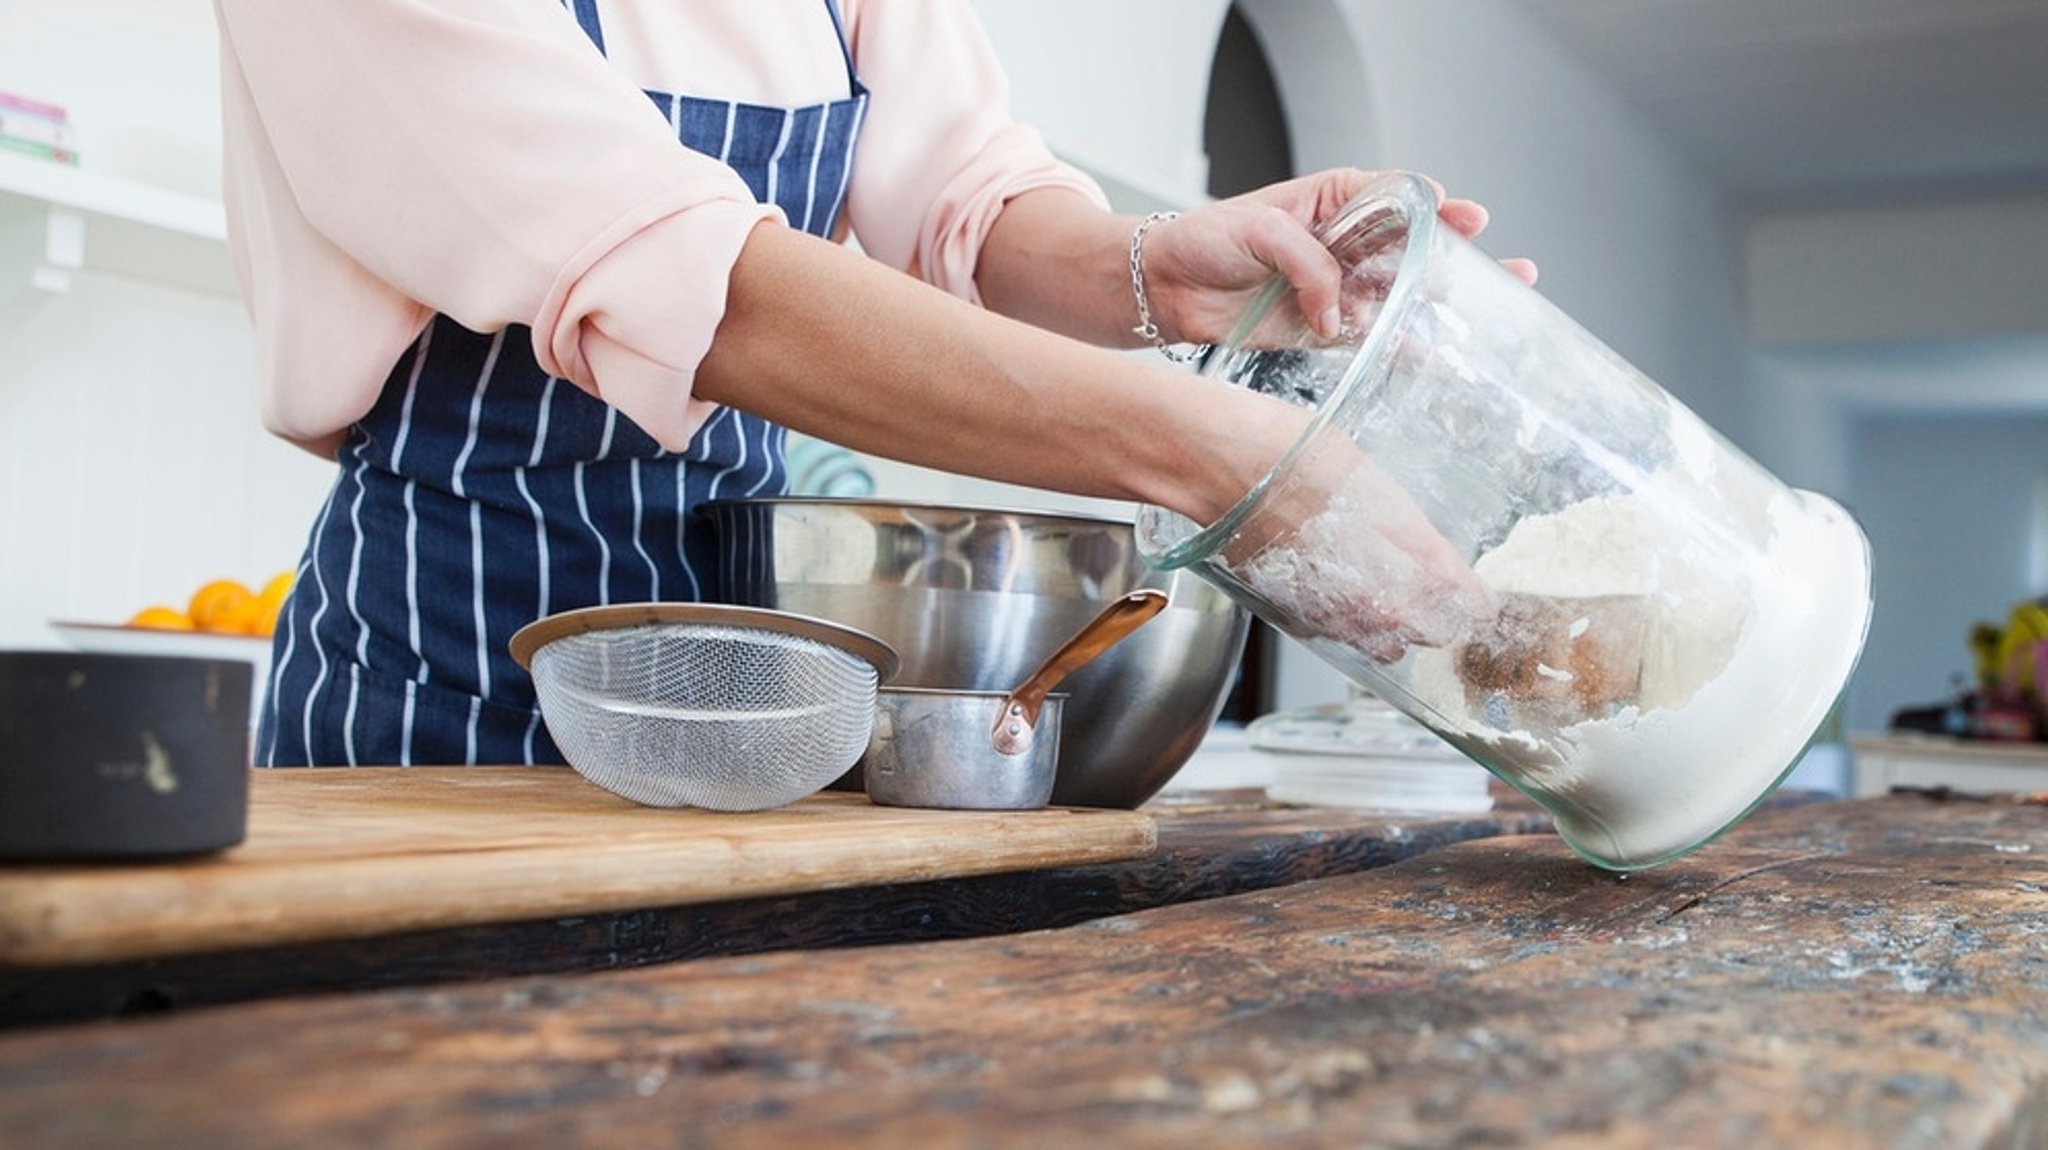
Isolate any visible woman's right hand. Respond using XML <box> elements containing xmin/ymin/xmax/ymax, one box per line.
<box><xmin>1202</xmin><ymin>388</ymin><xmax>1495</xmax><ymax>665</ymax></box>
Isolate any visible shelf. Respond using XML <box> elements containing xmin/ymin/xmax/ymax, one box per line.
<box><xmin>1848</xmin><ymin>733</ymin><xmax>2048</xmax><ymax>798</ymax></box>
<box><xmin>0</xmin><ymin>148</ymin><xmax>237</xmax><ymax>297</ymax></box>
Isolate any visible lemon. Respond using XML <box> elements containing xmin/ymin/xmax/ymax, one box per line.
<box><xmin>188</xmin><ymin>579</ymin><xmax>257</xmax><ymax>635</ymax></box>
<box><xmin>127</xmin><ymin>605</ymin><xmax>196</xmax><ymax>631</ymax></box>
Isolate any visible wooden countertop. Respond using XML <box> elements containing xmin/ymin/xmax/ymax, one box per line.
<box><xmin>2</xmin><ymin>789</ymin><xmax>2042</xmax><ymax>1147</ymax></box>
<box><xmin>0</xmin><ymin>767</ymin><xmax>1160</xmax><ymax>966</ymax></box>
<box><xmin>1</xmin><ymin>782</ymin><xmax>1553</xmax><ymax>1027</ymax></box>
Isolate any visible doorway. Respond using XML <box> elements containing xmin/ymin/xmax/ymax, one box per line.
<box><xmin>1203</xmin><ymin>4</ymin><xmax>1291</xmax><ymax>723</ymax></box>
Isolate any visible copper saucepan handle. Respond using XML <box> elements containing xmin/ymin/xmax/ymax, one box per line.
<box><xmin>990</xmin><ymin>589</ymin><xmax>1169</xmax><ymax>757</ymax></box>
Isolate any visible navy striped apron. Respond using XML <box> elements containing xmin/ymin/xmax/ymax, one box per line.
<box><xmin>259</xmin><ymin>0</ymin><xmax>868</xmax><ymax>767</ymax></box>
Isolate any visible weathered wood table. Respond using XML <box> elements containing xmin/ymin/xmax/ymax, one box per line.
<box><xmin>0</xmin><ymin>774</ymin><xmax>1552</xmax><ymax>1028</ymax></box>
<box><xmin>2</xmin><ymin>789</ymin><xmax>2043</xmax><ymax>1148</ymax></box>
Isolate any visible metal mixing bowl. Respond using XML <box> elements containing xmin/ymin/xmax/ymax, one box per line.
<box><xmin>703</xmin><ymin>498</ymin><xmax>1251</xmax><ymax>808</ymax></box>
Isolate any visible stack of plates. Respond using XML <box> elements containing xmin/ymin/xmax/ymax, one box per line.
<box><xmin>1249</xmin><ymin>692</ymin><xmax>1494</xmax><ymax>815</ymax></box>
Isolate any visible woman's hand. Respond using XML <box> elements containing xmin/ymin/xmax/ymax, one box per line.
<box><xmin>1211</xmin><ymin>398</ymin><xmax>1498</xmax><ymax>664</ymax></box>
<box><xmin>1141</xmin><ymin>167</ymin><xmax>1539</xmax><ymax>346</ymax></box>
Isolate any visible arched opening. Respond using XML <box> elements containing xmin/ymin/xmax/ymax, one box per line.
<box><xmin>1201</xmin><ymin>0</ymin><xmax>1380</xmax><ymax>721</ymax></box>
<box><xmin>1203</xmin><ymin>5</ymin><xmax>1294</xmax><ymax>198</ymax></box>
<box><xmin>1202</xmin><ymin>5</ymin><xmax>1293</xmax><ymax>720</ymax></box>
<box><xmin>1232</xmin><ymin>0</ymin><xmax>1380</xmax><ymax>176</ymax></box>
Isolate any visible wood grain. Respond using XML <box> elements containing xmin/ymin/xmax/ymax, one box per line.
<box><xmin>0</xmin><ymin>767</ymin><xmax>1154</xmax><ymax>965</ymax></box>
<box><xmin>0</xmin><ymin>787</ymin><xmax>1553</xmax><ymax>1026</ymax></box>
<box><xmin>0</xmin><ymin>792</ymin><xmax>2042</xmax><ymax>1148</ymax></box>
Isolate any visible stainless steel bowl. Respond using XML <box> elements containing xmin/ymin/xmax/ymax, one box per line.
<box><xmin>703</xmin><ymin>498</ymin><xmax>1251</xmax><ymax>808</ymax></box>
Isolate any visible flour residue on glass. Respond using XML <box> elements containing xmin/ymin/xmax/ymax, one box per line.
<box><xmin>1401</xmin><ymin>487</ymin><xmax>1869</xmax><ymax>867</ymax></box>
<box><xmin>1236</xmin><ymin>479</ymin><xmax>1869</xmax><ymax>869</ymax></box>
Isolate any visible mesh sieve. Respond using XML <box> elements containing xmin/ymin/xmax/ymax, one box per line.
<box><xmin>509</xmin><ymin>604</ymin><xmax>898</xmax><ymax>811</ymax></box>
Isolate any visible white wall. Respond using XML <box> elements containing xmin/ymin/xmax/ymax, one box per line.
<box><xmin>1748</xmin><ymin>197</ymin><xmax>2048</xmax><ymax>347</ymax></box>
<box><xmin>1743</xmin><ymin>194</ymin><xmax>2048</xmax><ymax>738</ymax></box>
<box><xmin>0</xmin><ymin>2</ymin><xmax>335</xmax><ymax>648</ymax></box>
<box><xmin>1850</xmin><ymin>411</ymin><xmax>2048</xmax><ymax>728</ymax></box>
<box><xmin>1754</xmin><ymin>339</ymin><xmax>2048</xmax><ymax>733</ymax></box>
<box><xmin>0</xmin><ymin>1</ymin><xmax>224</xmax><ymax>196</ymax></box>
<box><xmin>1335</xmin><ymin>1</ymin><xmax>1751</xmax><ymax>439</ymax></box>
<box><xmin>971</xmin><ymin>0</ymin><xmax>1228</xmax><ymax>208</ymax></box>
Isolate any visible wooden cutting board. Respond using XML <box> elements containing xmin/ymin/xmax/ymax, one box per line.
<box><xmin>0</xmin><ymin>767</ymin><xmax>1155</xmax><ymax>967</ymax></box>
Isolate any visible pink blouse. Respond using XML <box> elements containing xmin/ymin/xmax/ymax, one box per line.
<box><xmin>212</xmin><ymin>0</ymin><xmax>1106</xmax><ymax>453</ymax></box>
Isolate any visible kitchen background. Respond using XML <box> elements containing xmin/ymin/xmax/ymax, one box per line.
<box><xmin>3</xmin><ymin>0</ymin><xmax>2045</xmax><ymax>791</ymax></box>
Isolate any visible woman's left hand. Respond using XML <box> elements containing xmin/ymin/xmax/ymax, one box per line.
<box><xmin>1142</xmin><ymin>167</ymin><xmax>1539</xmax><ymax>346</ymax></box>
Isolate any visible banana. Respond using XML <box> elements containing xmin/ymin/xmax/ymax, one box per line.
<box><xmin>1971</xmin><ymin>621</ymin><xmax>2006</xmax><ymax>688</ymax></box>
<box><xmin>1998</xmin><ymin>601</ymin><xmax>2048</xmax><ymax>695</ymax></box>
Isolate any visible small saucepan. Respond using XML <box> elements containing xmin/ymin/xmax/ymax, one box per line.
<box><xmin>864</xmin><ymin>589</ymin><xmax>1168</xmax><ymax>810</ymax></box>
<box><xmin>0</xmin><ymin>651</ymin><xmax>252</xmax><ymax>861</ymax></box>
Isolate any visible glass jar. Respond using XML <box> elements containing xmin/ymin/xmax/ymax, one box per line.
<box><xmin>1138</xmin><ymin>172</ymin><xmax>1872</xmax><ymax>870</ymax></box>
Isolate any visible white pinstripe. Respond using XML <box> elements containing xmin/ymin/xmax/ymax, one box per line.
<box><xmin>339</xmin><ymin>470</ymin><xmax>370</xmax><ymax>765</ymax></box>
<box><xmin>265</xmin><ymin>514</ymin><xmax>324</xmax><ymax>766</ymax></box>
<box><xmin>400</xmin><ymin>481</ymin><xmax>420</xmax><ymax>766</ymax></box>
<box><xmin>798</xmin><ymin>105</ymin><xmax>827</xmax><ymax>233</ymax></box>
<box><xmin>298</xmin><ymin>463</ymin><xmax>353</xmax><ymax>763</ymax></box>
<box><xmin>574</xmin><ymin>460</ymin><xmax>610</xmax><ymax>604</ymax></box>
<box><xmin>764</xmin><ymin>104</ymin><xmax>793</xmax><ymax>227</ymax></box>
<box><xmin>704</xmin><ymin>402</ymin><xmax>752</xmax><ymax>504</ymax></box>
<box><xmin>467</xmin><ymin>498</ymin><xmax>489</xmax><ymax>760</ymax></box>
<box><xmin>449</xmin><ymin>335</ymin><xmax>504</xmax><ymax>763</ymax></box>
<box><xmin>674</xmin><ymin>459</ymin><xmax>703</xmax><ymax>601</ymax></box>
<box><xmin>743</xmin><ymin>422</ymin><xmax>785</xmax><ymax>497</ymax></box>
<box><xmin>448</xmin><ymin>330</ymin><xmax>502</xmax><ymax>500</ymax></box>
<box><xmin>515</xmin><ymin>374</ymin><xmax>554</xmax><ymax>767</ymax></box>
<box><xmin>827</xmin><ymin>96</ymin><xmax>866</xmax><ymax>236</ymax></box>
<box><xmin>629</xmin><ymin>460</ymin><xmax>659</xmax><ymax>599</ymax></box>
<box><xmin>392</xmin><ymin>329</ymin><xmax>434</xmax><ymax>766</ymax></box>
<box><xmin>528</xmin><ymin>377</ymin><xmax>558</xmax><ymax>468</ymax></box>
<box><xmin>518</xmin><ymin>378</ymin><xmax>555</xmax><ymax>610</ymax></box>
<box><xmin>512</xmin><ymin>466</ymin><xmax>548</xmax><ymax>762</ymax></box>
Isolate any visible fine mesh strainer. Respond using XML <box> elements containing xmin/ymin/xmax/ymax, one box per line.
<box><xmin>509</xmin><ymin>603</ymin><xmax>899</xmax><ymax>811</ymax></box>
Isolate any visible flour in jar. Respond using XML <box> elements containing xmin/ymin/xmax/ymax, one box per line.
<box><xmin>1403</xmin><ymin>486</ymin><xmax>1871</xmax><ymax>869</ymax></box>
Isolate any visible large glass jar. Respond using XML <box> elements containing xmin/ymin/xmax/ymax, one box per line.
<box><xmin>1139</xmin><ymin>172</ymin><xmax>1873</xmax><ymax>870</ymax></box>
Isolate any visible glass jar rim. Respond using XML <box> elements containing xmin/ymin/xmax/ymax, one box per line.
<box><xmin>1144</xmin><ymin>170</ymin><xmax>1443</xmax><ymax>570</ymax></box>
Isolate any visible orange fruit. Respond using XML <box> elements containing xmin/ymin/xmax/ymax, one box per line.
<box><xmin>128</xmin><ymin>605</ymin><xmax>195</xmax><ymax>631</ymax></box>
<box><xmin>188</xmin><ymin>578</ymin><xmax>256</xmax><ymax>634</ymax></box>
<box><xmin>249</xmin><ymin>569</ymin><xmax>296</xmax><ymax>637</ymax></box>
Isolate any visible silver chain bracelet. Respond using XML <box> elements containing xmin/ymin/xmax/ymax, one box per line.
<box><xmin>1128</xmin><ymin>211</ymin><xmax>1210</xmax><ymax>364</ymax></box>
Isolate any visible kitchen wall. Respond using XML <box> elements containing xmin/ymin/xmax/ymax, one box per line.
<box><xmin>1850</xmin><ymin>409</ymin><xmax>2048</xmax><ymax>728</ymax></box>
<box><xmin>1741</xmin><ymin>193</ymin><xmax>2048</xmax><ymax>732</ymax></box>
<box><xmin>0</xmin><ymin>1</ymin><xmax>337</xmax><ymax>650</ymax></box>
<box><xmin>1755</xmin><ymin>338</ymin><xmax>2048</xmax><ymax>732</ymax></box>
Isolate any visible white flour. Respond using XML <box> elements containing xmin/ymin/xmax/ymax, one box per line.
<box><xmin>1404</xmin><ymin>487</ymin><xmax>1871</xmax><ymax>868</ymax></box>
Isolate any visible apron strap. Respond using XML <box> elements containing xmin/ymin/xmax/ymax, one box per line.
<box><xmin>822</xmin><ymin>0</ymin><xmax>864</xmax><ymax>96</ymax></box>
<box><xmin>564</xmin><ymin>0</ymin><xmax>605</xmax><ymax>54</ymax></box>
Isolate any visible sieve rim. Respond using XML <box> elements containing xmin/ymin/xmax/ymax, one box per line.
<box><xmin>507</xmin><ymin>602</ymin><xmax>900</xmax><ymax>683</ymax></box>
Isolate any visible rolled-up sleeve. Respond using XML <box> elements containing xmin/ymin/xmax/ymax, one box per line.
<box><xmin>215</xmin><ymin>0</ymin><xmax>776</xmax><ymax>450</ymax></box>
<box><xmin>841</xmin><ymin>0</ymin><xmax>1108</xmax><ymax>300</ymax></box>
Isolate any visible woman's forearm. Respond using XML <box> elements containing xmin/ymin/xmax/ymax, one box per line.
<box><xmin>694</xmin><ymin>220</ymin><xmax>1300</xmax><ymax>525</ymax></box>
<box><xmin>970</xmin><ymin>187</ymin><xmax>1152</xmax><ymax>349</ymax></box>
